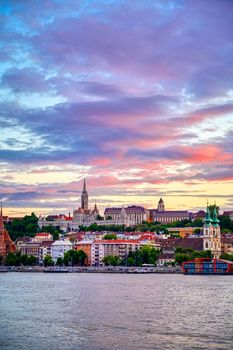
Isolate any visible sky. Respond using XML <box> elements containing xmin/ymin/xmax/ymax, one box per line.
<box><xmin>0</xmin><ymin>0</ymin><xmax>233</xmax><ymax>216</ymax></box>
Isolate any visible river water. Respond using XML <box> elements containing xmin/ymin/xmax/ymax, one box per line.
<box><xmin>0</xmin><ymin>273</ymin><xmax>232</xmax><ymax>350</ymax></box>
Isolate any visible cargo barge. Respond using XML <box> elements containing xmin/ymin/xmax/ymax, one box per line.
<box><xmin>182</xmin><ymin>258</ymin><xmax>233</xmax><ymax>275</ymax></box>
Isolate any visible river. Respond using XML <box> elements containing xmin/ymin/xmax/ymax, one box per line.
<box><xmin>0</xmin><ymin>273</ymin><xmax>232</xmax><ymax>349</ymax></box>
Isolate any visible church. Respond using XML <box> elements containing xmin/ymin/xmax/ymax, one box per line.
<box><xmin>72</xmin><ymin>179</ymin><xmax>99</xmax><ymax>226</ymax></box>
<box><xmin>0</xmin><ymin>204</ymin><xmax>16</xmax><ymax>260</ymax></box>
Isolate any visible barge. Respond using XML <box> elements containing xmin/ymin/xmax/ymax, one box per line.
<box><xmin>182</xmin><ymin>258</ymin><xmax>233</xmax><ymax>275</ymax></box>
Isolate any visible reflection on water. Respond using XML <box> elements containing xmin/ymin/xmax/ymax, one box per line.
<box><xmin>0</xmin><ymin>273</ymin><xmax>233</xmax><ymax>350</ymax></box>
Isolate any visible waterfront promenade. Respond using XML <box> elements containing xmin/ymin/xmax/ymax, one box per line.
<box><xmin>0</xmin><ymin>265</ymin><xmax>182</xmax><ymax>273</ymax></box>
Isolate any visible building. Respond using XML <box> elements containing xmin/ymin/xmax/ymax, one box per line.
<box><xmin>221</xmin><ymin>237</ymin><xmax>233</xmax><ymax>255</ymax></box>
<box><xmin>39</xmin><ymin>240</ymin><xmax>54</xmax><ymax>265</ymax></box>
<box><xmin>203</xmin><ymin>205</ymin><xmax>221</xmax><ymax>259</ymax></box>
<box><xmin>222</xmin><ymin>211</ymin><xmax>233</xmax><ymax>220</ymax></box>
<box><xmin>18</xmin><ymin>242</ymin><xmax>41</xmax><ymax>262</ymax></box>
<box><xmin>72</xmin><ymin>179</ymin><xmax>99</xmax><ymax>226</ymax></box>
<box><xmin>74</xmin><ymin>240</ymin><xmax>93</xmax><ymax>265</ymax></box>
<box><xmin>150</xmin><ymin>198</ymin><xmax>190</xmax><ymax>224</ymax></box>
<box><xmin>34</xmin><ymin>232</ymin><xmax>52</xmax><ymax>242</ymax></box>
<box><xmin>91</xmin><ymin>239</ymin><xmax>141</xmax><ymax>266</ymax></box>
<box><xmin>104</xmin><ymin>206</ymin><xmax>149</xmax><ymax>225</ymax></box>
<box><xmin>39</xmin><ymin>179</ymin><xmax>100</xmax><ymax>230</ymax></box>
<box><xmin>51</xmin><ymin>240</ymin><xmax>73</xmax><ymax>263</ymax></box>
<box><xmin>0</xmin><ymin>204</ymin><xmax>16</xmax><ymax>259</ymax></box>
<box><xmin>167</xmin><ymin>227</ymin><xmax>203</xmax><ymax>238</ymax></box>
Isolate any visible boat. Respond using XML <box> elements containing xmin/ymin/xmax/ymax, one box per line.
<box><xmin>182</xmin><ymin>258</ymin><xmax>233</xmax><ymax>275</ymax></box>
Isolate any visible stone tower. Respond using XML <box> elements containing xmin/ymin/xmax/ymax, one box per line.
<box><xmin>203</xmin><ymin>204</ymin><xmax>221</xmax><ymax>259</ymax></box>
<box><xmin>81</xmin><ymin>178</ymin><xmax>88</xmax><ymax>210</ymax></box>
<box><xmin>158</xmin><ymin>198</ymin><xmax>165</xmax><ymax>212</ymax></box>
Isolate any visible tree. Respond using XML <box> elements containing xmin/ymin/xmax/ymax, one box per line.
<box><xmin>175</xmin><ymin>253</ymin><xmax>190</xmax><ymax>265</ymax></box>
<box><xmin>6</xmin><ymin>213</ymin><xmax>39</xmax><ymax>241</ymax></box>
<box><xmin>102</xmin><ymin>233</ymin><xmax>117</xmax><ymax>240</ymax></box>
<box><xmin>96</xmin><ymin>214</ymin><xmax>104</xmax><ymax>220</ymax></box>
<box><xmin>56</xmin><ymin>257</ymin><xmax>63</xmax><ymax>266</ymax></box>
<box><xmin>43</xmin><ymin>255</ymin><xmax>54</xmax><ymax>267</ymax></box>
<box><xmin>220</xmin><ymin>253</ymin><xmax>233</xmax><ymax>261</ymax></box>
<box><xmin>63</xmin><ymin>249</ymin><xmax>87</xmax><ymax>266</ymax></box>
<box><xmin>52</xmin><ymin>231</ymin><xmax>60</xmax><ymax>240</ymax></box>
<box><xmin>102</xmin><ymin>255</ymin><xmax>121</xmax><ymax>266</ymax></box>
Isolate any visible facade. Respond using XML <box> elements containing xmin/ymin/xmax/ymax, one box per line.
<box><xmin>91</xmin><ymin>239</ymin><xmax>141</xmax><ymax>266</ymax></box>
<box><xmin>39</xmin><ymin>240</ymin><xmax>54</xmax><ymax>265</ymax></box>
<box><xmin>167</xmin><ymin>227</ymin><xmax>203</xmax><ymax>238</ymax></box>
<box><xmin>0</xmin><ymin>204</ymin><xmax>16</xmax><ymax>258</ymax></box>
<box><xmin>74</xmin><ymin>240</ymin><xmax>93</xmax><ymax>265</ymax></box>
<box><xmin>51</xmin><ymin>240</ymin><xmax>73</xmax><ymax>263</ymax></box>
<box><xmin>104</xmin><ymin>206</ymin><xmax>149</xmax><ymax>225</ymax></box>
<box><xmin>222</xmin><ymin>211</ymin><xmax>233</xmax><ymax>220</ymax></box>
<box><xmin>203</xmin><ymin>205</ymin><xmax>221</xmax><ymax>259</ymax></box>
<box><xmin>18</xmin><ymin>242</ymin><xmax>41</xmax><ymax>262</ymax></box>
<box><xmin>150</xmin><ymin>198</ymin><xmax>189</xmax><ymax>224</ymax></box>
<box><xmin>34</xmin><ymin>232</ymin><xmax>52</xmax><ymax>242</ymax></box>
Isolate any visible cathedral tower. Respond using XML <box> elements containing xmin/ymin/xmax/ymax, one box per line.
<box><xmin>81</xmin><ymin>179</ymin><xmax>88</xmax><ymax>210</ymax></box>
<box><xmin>203</xmin><ymin>204</ymin><xmax>221</xmax><ymax>259</ymax></box>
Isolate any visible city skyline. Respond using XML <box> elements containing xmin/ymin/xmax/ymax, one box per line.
<box><xmin>0</xmin><ymin>1</ymin><xmax>233</xmax><ymax>216</ymax></box>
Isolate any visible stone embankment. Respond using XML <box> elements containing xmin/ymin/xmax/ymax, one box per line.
<box><xmin>0</xmin><ymin>266</ymin><xmax>182</xmax><ymax>273</ymax></box>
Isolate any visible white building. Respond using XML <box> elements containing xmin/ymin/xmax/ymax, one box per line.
<box><xmin>51</xmin><ymin>240</ymin><xmax>73</xmax><ymax>263</ymax></box>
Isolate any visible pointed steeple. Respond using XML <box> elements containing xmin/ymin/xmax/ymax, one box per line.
<box><xmin>212</xmin><ymin>205</ymin><xmax>220</xmax><ymax>226</ymax></box>
<box><xmin>81</xmin><ymin>178</ymin><xmax>88</xmax><ymax>210</ymax></box>
<box><xmin>0</xmin><ymin>202</ymin><xmax>4</xmax><ymax>232</ymax></box>
<box><xmin>204</xmin><ymin>202</ymin><xmax>212</xmax><ymax>226</ymax></box>
<box><xmin>83</xmin><ymin>178</ymin><xmax>86</xmax><ymax>192</ymax></box>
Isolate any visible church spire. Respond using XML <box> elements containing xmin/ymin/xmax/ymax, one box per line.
<box><xmin>212</xmin><ymin>205</ymin><xmax>220</xmax><ymax>226</ymax></box>
<box><xmin>81</xmin><ymin>178</ymin><xmax>88</xmax><ymax>210</ymax></box>
<box><xmin>204</xmin><ymin>203</ymin><xmax>212</xmax><ymax>226</ymax></box>
<box><xmin>0</xmin><ymin>202</ymin><xmax>4</xmax><ymax>232</ymax></box>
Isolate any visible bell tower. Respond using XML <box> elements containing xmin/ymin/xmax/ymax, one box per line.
<box><xmin>158</xmin><ymin>198</ymin><xmax>165</xmax><ymax>212</ymax></box>
<box><xmin>81</xmin><ymin>179</ymin><xmax>88</xmax><ymax>210</ymax></box>
<box><xmin>203</xmin><ymin>204</ymin><xmax>221</xmax><ymax>259</ymax></box>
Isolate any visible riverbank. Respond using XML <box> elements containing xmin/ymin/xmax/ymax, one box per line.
<box><xmin>0</xmin><ymin>266</ymin><xmax>182</xmax><ymax>273</ymax></box>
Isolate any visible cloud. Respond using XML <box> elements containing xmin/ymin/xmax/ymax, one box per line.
<box><xmin>1</xmin><ymin>0</ymin><xmax>233</xmax><ymax>212</ymax></box>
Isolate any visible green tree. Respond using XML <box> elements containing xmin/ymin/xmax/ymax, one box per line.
<box><xmin>102</xmin><ymin>255</ymin><xmax>121</xmax><ymax>266</ymax></box>
<box><xmin>220</xmin><ymin>253</ymin><xmax>233</xmax><ymax>261</ymax></box>
<box><xmin>6</xmin><ymin>213</ymin><xmax>39</xmax><ymax>241</ymax></box>
<box><xmin>43</xmin><ymin>255</ymin><xmax>54</xmax><ymax>267</ymax></box>
<box><xmin>56</xmin><ymin>257</ymin><xmax>63</xmax><ymax>266</ymax></box>
<box><xmin>63</xmin><ymin>249</ymin><xmax>87</xmax><ymax>266</ymax></box>
<box><xmin>175</xmin><ymin>253</ymin><xmax>190</xmax><ymax>265</ymax></box>
<box><xmin>102</xmin><ymin>233</ymin><xmax>117</xmax><ymax>240</ymax></box>
<box><xmin>96</xmin><ymin>214</ymin><xmax>104</xmax><ymax>220</ymax></box>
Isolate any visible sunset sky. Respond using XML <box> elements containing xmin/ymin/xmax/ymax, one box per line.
<box><xmin>0</xmin><ymin>0</ymin><xmax>233</xmax><ymax>216</ymax></box>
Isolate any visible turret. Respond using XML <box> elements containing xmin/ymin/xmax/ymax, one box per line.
<box><xmin>158</xmin><ymin>198</ymin><xmax>165</xmax><ymax>212</ymax></box>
